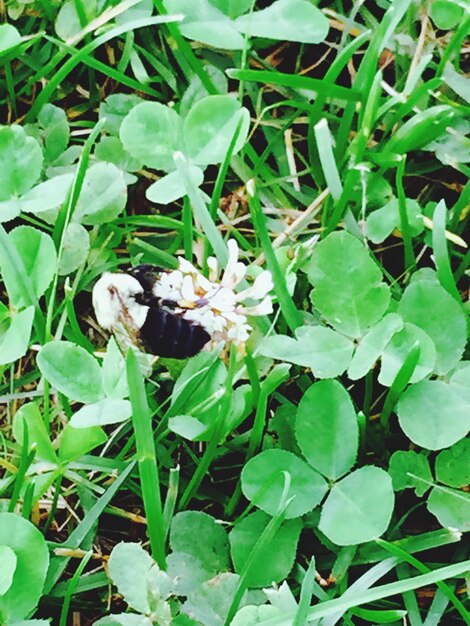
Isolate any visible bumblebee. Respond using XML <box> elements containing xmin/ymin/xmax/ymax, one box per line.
<box><xmin>92</xmin><ymin>265</ymin><xmax>210</xmax><ymax>359</ymax></box>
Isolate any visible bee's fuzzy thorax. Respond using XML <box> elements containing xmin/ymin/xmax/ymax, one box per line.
<box><xmin>92</xmin><ymin>272</ymin><xmax>148</xmax><ymax>331</ymax></box>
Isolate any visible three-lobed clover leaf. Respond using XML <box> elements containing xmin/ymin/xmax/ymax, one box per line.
<box><xmin>119</xmin><ymin>95</ymin><xmax>249</xmax><ymax>204</ymax></box>
<box><xmin>260</xmin><ymin>325</ymin><xmax>354</xmax><ymax>379</ymax></box>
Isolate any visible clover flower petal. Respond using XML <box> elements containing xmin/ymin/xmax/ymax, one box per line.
<box><xmin>152</xmin><ymin>239</ymin><xmax>272</xmax><ymax>349</ymax></box>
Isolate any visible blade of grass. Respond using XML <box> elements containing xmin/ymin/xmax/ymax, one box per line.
<box><xmin>247</xmin><ymin>179</ymin><xmax>303</xmax><ymax>332</ymax></box>
<box><xmin>259</xmin><ymin>560</ymin><xmax>470</xmax><ymax>625</ymax></box>
<box><xmin>46</xmin><ymin>118</ymin><xmax>106</xmax><ymax>341</ymax></box>
<box><xmin>432</xmin><ymin>200</ymin><xmax>460</xmax><ymax>301</ymax></box>
<box><xmin>152</xmin><ymin>0</ymin><xmax>218</xmax><ymax>94</ymax></box>
<box><xmin>130</xmin><ymin>238</ymin><xmax>179</xmax><ymax>269</ymax></box>
<box><xmin>314</xmin><ymin>119</ymin><xmax>343</xmax><ymax>203</ymax></box>
<box><xmin>294</xmin><ymin>559</ymin><xmax>316</xmax><ymax>626</ymax></box>
<box><xmin>174</xmin><ymin>152</ymin><xmax>228</xmax><ymax>267</ymax></box>
<box><xmin>126</xmin><ymin>348</ymin><xmax>166</xmax><ymax>569</ymax></box>
<box><xmin>26</xmin><ymin>14</ymin><xmax>182</xmax><ymax>122</ymax></box>
<box><xmin>376</xmin><ymin>539</ymin><xmax>470</xmax><ymax>623</ymax></box>
<box><xmin>224</xmin><ymin>477</ymin><xmax>293</xmax><ymax>625</ymax></box>
<box><xmin>59</xmin><ymin>550</ymin><xmax>93</xmax><ymax>626</ymax></box>
<box><xmin>356</xmin><ymin>528</ymin><xmax>462</xmax><ymax>565</ymax></box>
<box><xmin>44</xmin><ymin>461</ymin><xmax>135</xmax><ymax>592</ymax></box>
<box><xmin>178</xmin><ymin>346</ymin><xmax>237</xmax><ymax>510</ymax></box>
<box><xmin>227</xmin><ymin>68</ymin><xmax>360</xmax><ymax>103</ymax></box>
<box><xmin>396</xmin><ymin>563</ymin><xmax>424</xmax><ymax>626</ymax></box>
<box><xmin>163</xmin><ymin>466</ymin><xmax>179</xmax><ymax>540</ymax></box>
<box><xmin>379</xmin><ymin>341</ymin><xmax>420</xmax><ymax>429</ymax></box>
<box><xmin>396</xmin><ymin>156</ymin><xmax>415</xmax><ymax>272</ymax></box>
<box><xmin>8</xmin><ymin>423</ymin><xmax>35</xmax><ymax>512</ymax></box>
<box><xmin>0</xmin><ymin>225</ymin><xmax>45</xmax><ymax>341</ymax></box>
<box><xmin>322</xmin><ymin>557</ymin><xmax>398</xmax><ymax>626</ymax></box>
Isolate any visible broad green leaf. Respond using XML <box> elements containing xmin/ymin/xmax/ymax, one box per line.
<box><xmin>0</xmin><ymin>125</ymin><xmax>43</xmax><ymax>220</ymax></box>
<box><xmin>1</xmin><ymin>226</ymin><xmax>57</xmax><ymax>308</ymax></box>
<box><xmin>146</xmin><ymin>166</ymin><xmax>204</xmax><ymax>204</ymax></box>
<box><xmin>73</xmin><ymin>163</ymin><xmax>127</xmax><ymax>225</ymax></box>
<box><xmin>167</xmin><ymin>551</ymin><xmax>214</xmax><ymax>596</ymax></box>
<box><xmin>235</xmin><ymin>0</ymin><xmax>329</xmax><ymax>44</ymax></box>
<box><xmin>182</xmin><ymin>573</ymin><xmax>242</xmax><ymax>625</ymax></box>
<box><xmin>449</xmin><ymin>362</ymin><xmax>470</xmax><ymax>404</ymax></box>
<box><xmin>260</xmin><ymin>326</ymin><xmax>354</xmax><ymax>379</ymax></box>
<box><xmin>120</xmin><ymin>101</ymin><xmax>183</xmax><ymax>171</ymax></box>
<box><xmin>37</xmin><ymin>341</ymin><xmax>104</xmax><ymax>403</ymax></box>
<box><xmin>58</xmin><ymin>424</ymin><xmax>107</xmax><ymax>462</ymax></box>
<box><xmin>70</xmin><ymin>398</ymin><xmax>132</xmax><ymax>428</ymax></box>
<box><xmin>38</xmin><ymin>104</ymin><xmax>70</xmax><ymax>162</ymax></box>
<box><xmin>231</xmin><ymin>605</ymin><xmax>283</xmax><ymax>625</ymax></box>
<box><xmin>115</xmin><ymin>0</ymin><xmax>153</xmax><ymax>24</ymax></box>
<box><xmin>184</xmin><ymin>95</ymin><xmax>249</xmax><ymax>166</ymax></box>
<box><xmin>263</xmin><ymin>581</ymin><xmax>297</xmax><ymax>611</ymax></box>
<box><xmin>0</xmin><ymin>545</ymin><xmax>16</xmax><ymax>595</ymax></box>
<box><xmin>19</xmin><ymin>174</ymin><xmax>74</xmax><ymax>215</ymax></box>
<box><xmin>296</xmin><ymin>380</ymin><xmax>358</xmax><ymax>480</ymax></box>
<box><xmin>397</xmin><ymin>380</ymin><xmax>470</xmax><ymax>450</ymax></box>
<box><xmin>241</xmin><ymin>449</ymin><xmax>328</xmax><ymax>519</ymax></box>
<box><xmin>399</xmin><ymin>280</ymin><xmax>466</xmax><ymax>374</ymax></box>
<box><xmin>170</xmin><ymin>351</ymin><xmax>226</xmax><ymax>416</ymax></box>
<box><xmin>12</xmin><ymin>402</ymin><xmax>57</xmax><ymax>463</ymax></box>
<box><xmin>210</xmin><ymin>0</ymin><xmax>252</xmax><ymax>19</ymax></box>
<box><xmin>94</xmin><ymin>616</ymin><xmax>153</xmax><ymax>626</ymax></box>
<box><xmin>0</xmin><ymin>306</ymin><xmax>34</xmax><ymax>365</ymax></box>
<box><xmin>168</xmin><ymin>415</ymin><xmax>208</xmax><ymax>441</ymax></box>
<box><xmin>366</xmin><ymin>198</ymin><xmax>424</xmax><ymax>244</ymax></box>
<box><xmin>435</xmin><ymin>439</ymin><xmax>470</xmax><ymax>488</ymax></box>
<box><xmin>55</xmin><ymin>0</ymin><xmax>98</xmax><ymax>40</ymax></box>
<box><xmin>99</xmin><ymin>94</ymin><xmax>144</xmax><ymax>136</ymax></box>
<box><xmin>348</xmin><ymin>313</ymin><xmax>403</xmax><ymax>380</ymax></box>
<box><xmin>305</xmin><ymin>231</ymin><xmax>390</xmax><ymax>338</ymax></box>
<box><xmin>108</xmin><ymin>543</ymin><xmax>154</xmax><ymax>614</ymax></box>
<box><xmin>170</xmin><ymin>511</ymin><xmax>230</xmax><ymax>574</ymax></box>
<box><xmin>95</xmin><ymin>136</ymin><xmax>142</xmax><ymax>178</ymax></box>
<box><xmin>230</xmin><ymin>511</ymin><xmax>302</xmax><ymax>587</ymax></box>
<box><xmin>378</xmin><ymin>323</ymin><xmax>436</xmax><ymax>387</ymax></box>
<box><xmin>0</xmin><ymin>24</ymin><xmax>21</xmax><ymax>53</ymax></box>
<box><xmin>163</xmin><ymin>0</ymin><xmax>245</xmax><ymax>49</ymax></box>
<box><xmin>388</xmin><ymin>450</ymin><xmax>433</xmax><ymax>497</ymax></box>
<box><xmin>180</xmin><ymin>65</ymin><xmax>228</xmax><ymax>118</ymax></box>
<box><xmin>102</xmin><ymin>337</ymin><xmax>128</xmax><ymax>399</ymax></box>
<box><xmin>430</xmin><ymin>0</ymin><xmax>464</xmax><ymax>30</ymax></box>
<box><xmin>319</xmin><ymin>466</ymin><xmax>394</xmax><ymax>546</ymax></box>
<box><xmin>427</xmin><ymin>485</ymin><xmax>470</xmax><ymax>531</ymax></box>
<box><xmin>0</xmin><ymin>513</ymin><xmax>49</xmax><ymax>623</ymax></box>
<box><xmin>58</xmin><ymin>222</ymin><xmax>89</xmax><ymax>275</ymax></box>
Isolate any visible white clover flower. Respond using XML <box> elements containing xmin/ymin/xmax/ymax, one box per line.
<box><xmin>152</xmin><ymin>239</ymin><xmax>273</xmax><ymax>349</ymax></box>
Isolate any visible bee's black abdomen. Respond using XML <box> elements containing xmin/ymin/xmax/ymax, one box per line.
<box><xmin>141</xmin><ymin>308</ymin><xmax>210</xmax><ymax>359</ymax></box>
